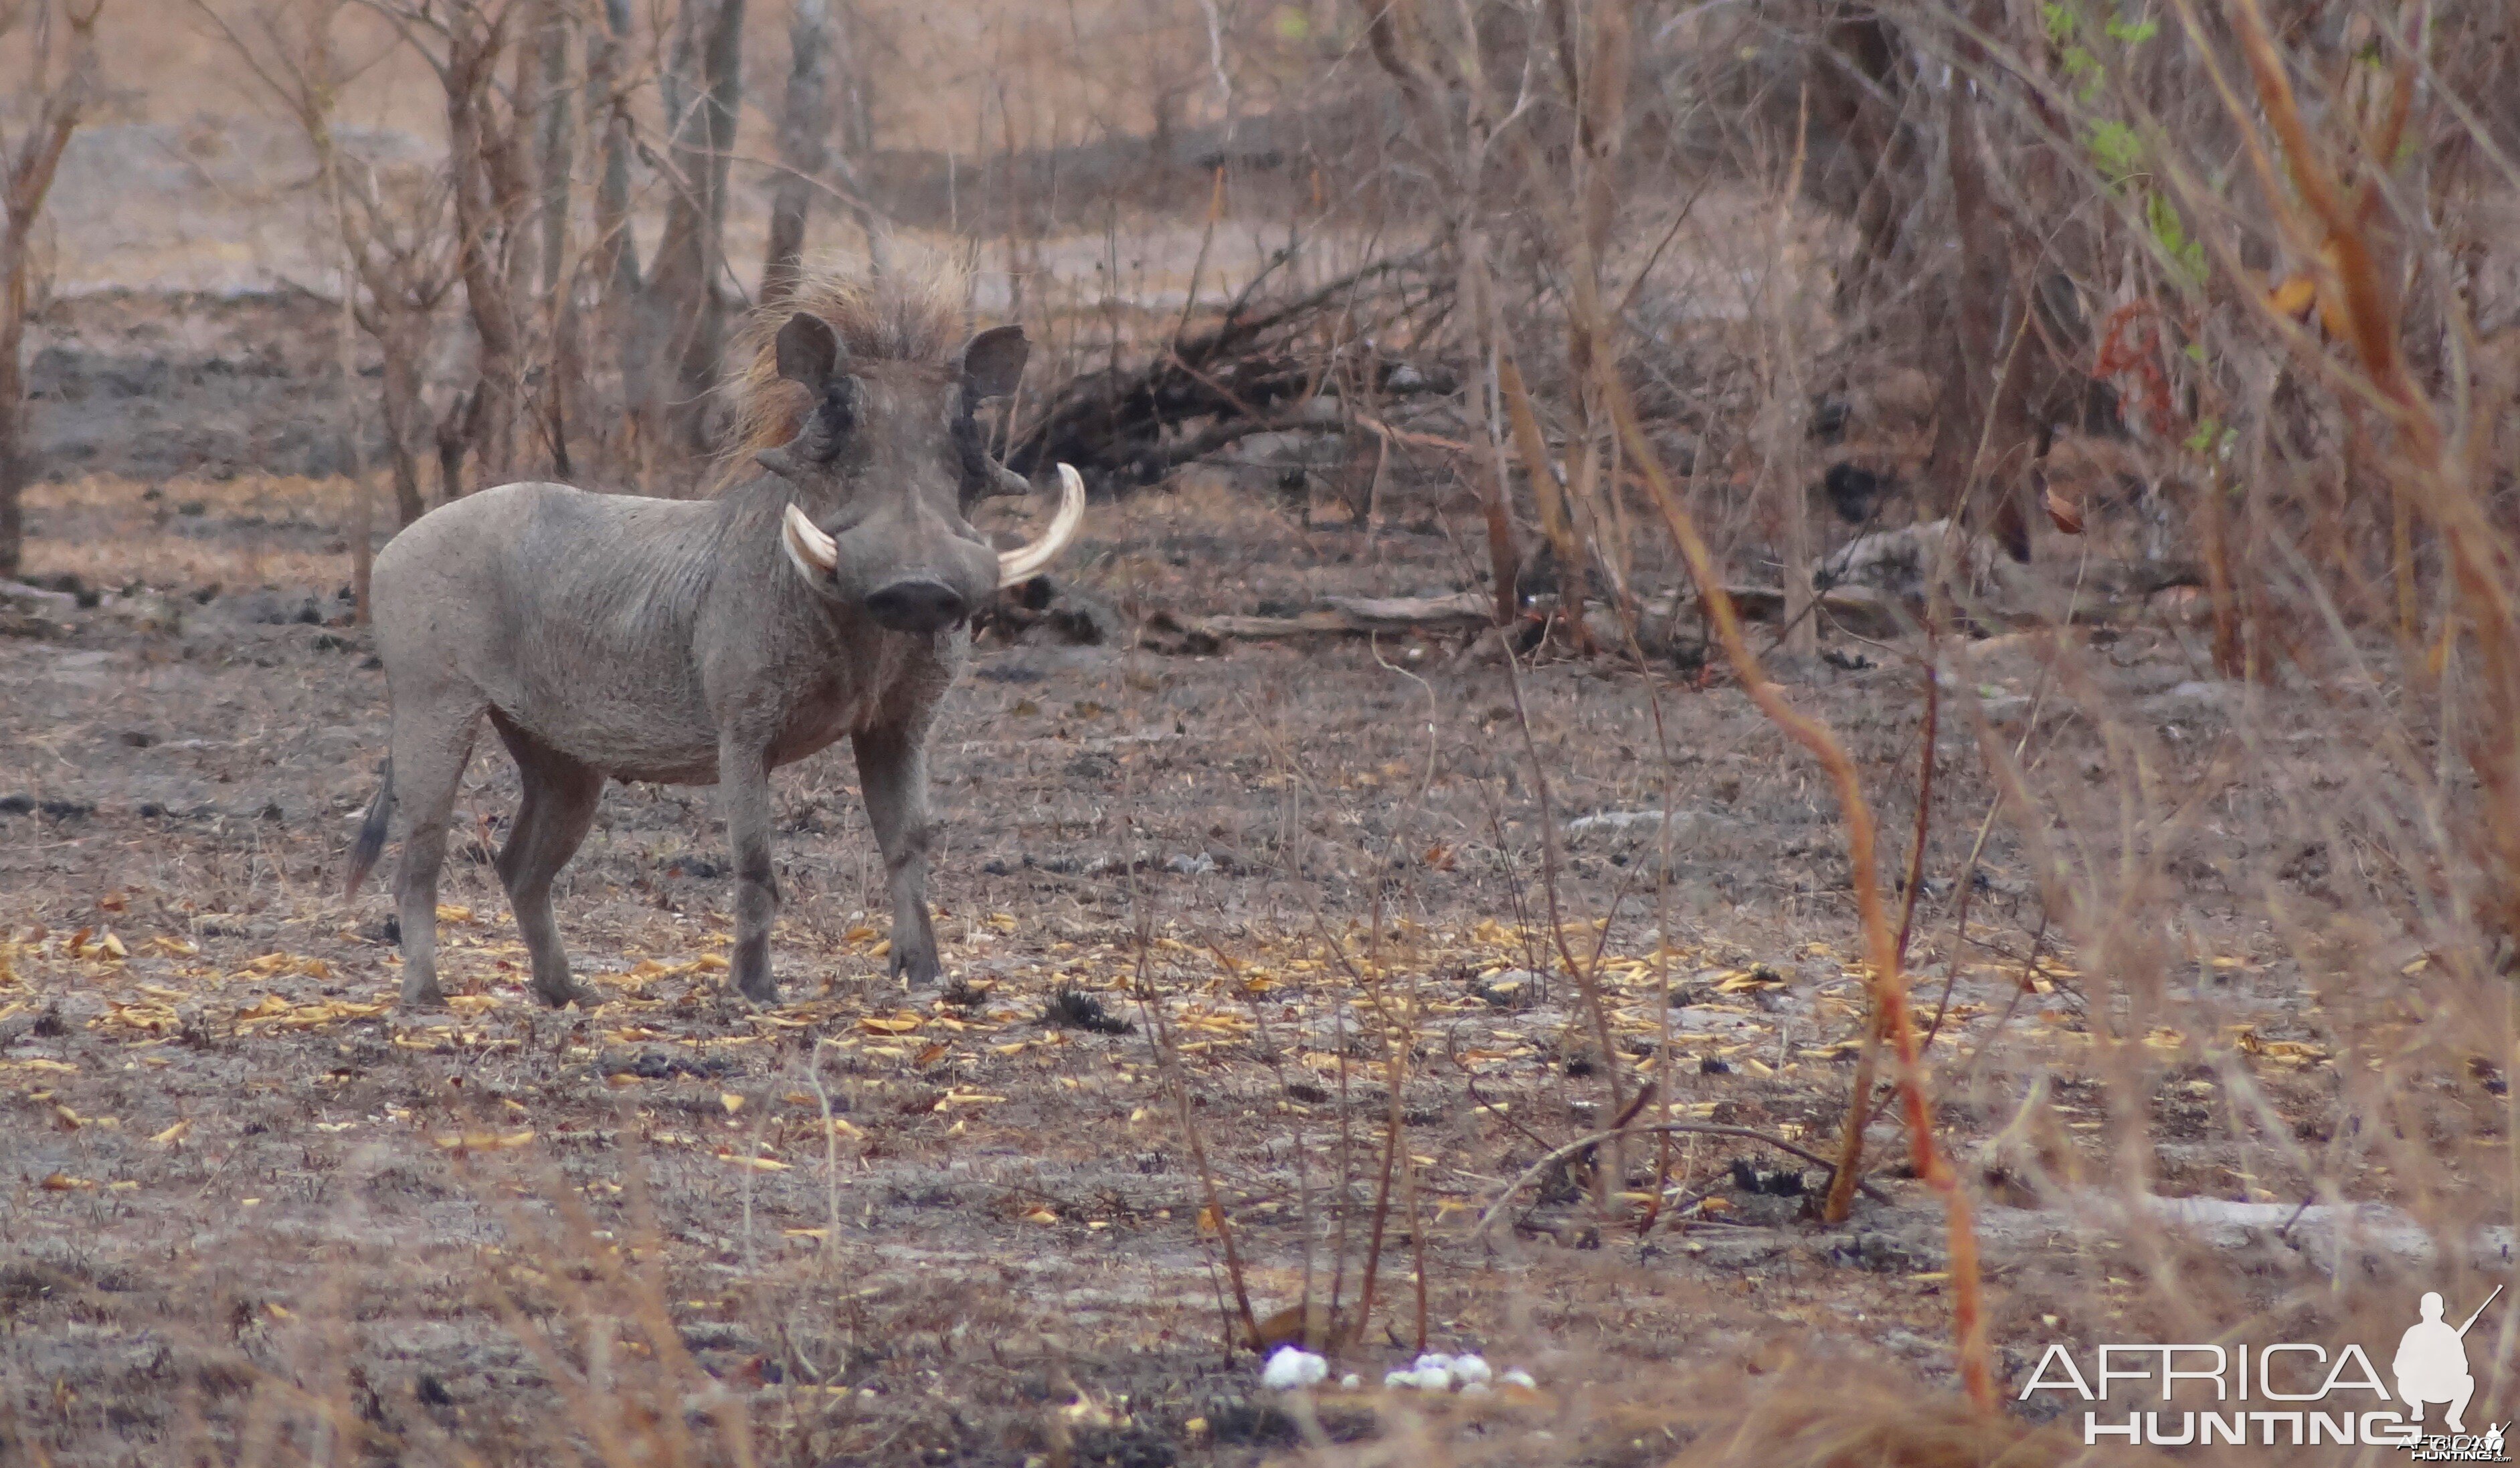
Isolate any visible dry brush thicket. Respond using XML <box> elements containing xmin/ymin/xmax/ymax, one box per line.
<box><xmin>6</xmin><ymin>0</ymin><xmax>2520</xmax><ymax>1464</ymax></box>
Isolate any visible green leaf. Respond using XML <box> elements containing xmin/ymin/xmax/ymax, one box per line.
<box><xmin>2104</xmin><ymin>17</ymin><xmax>2159</xmax><ymax>43</ymax></box>
<box><xmin>2146</xmin><ymin>191</ymin><xmax>2206</xmax><ymax>286</ymax></box>
<box><xmin>2088</xmin><ymin>121</ymin><xmax>2145</xmax><ymax>180</ymax></box>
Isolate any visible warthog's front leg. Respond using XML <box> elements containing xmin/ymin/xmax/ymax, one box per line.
<box><xmin>717</xmin><ymin>739</ymin><xmax>782</xmax><ymax>1004</ymax></box>
<box><xmin>854</xmin><ymin>723</ymin><xmax>940</xmax><ymax>984</ymax></box>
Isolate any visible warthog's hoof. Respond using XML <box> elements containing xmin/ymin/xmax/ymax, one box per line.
<box><xmin>399</xmin><ymin>979</ymin><xmax>449</xmax><ymax>1010</ymax></box>
<box><xmin>735</xmin><ymin>976</ymin><xmax>780</xmax><ymax>1007</ymax></box>
<box><xmin>890</xmin><ymin>947</ymin><xmax>941</xmax><ymax>986</ymax></box>
<box><xmin>532</xmin><ymin>980</ymin><xmax>600</xmax><ymax>1010</ymax></box>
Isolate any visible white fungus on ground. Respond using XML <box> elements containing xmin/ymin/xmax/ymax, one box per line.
<box><xmin>1498</xmin><ymin>1368</ymin><xmax>1538</xmax><ymax>1390</ymax></box>
<box><xmin>1261</xmin><ymin>1346</ymin><xmax>1328</xmax><ymax>1390</ymax></box>
<box><xmin>1384</xmin><ymin>1366</ymin><xmax>1453</xmax><ymax>1390</ymax></box>
<box><xmin>1446</xmin><ymin>1354</ymin><xmax>1493</xmax><ymax>1387</ymax></box>
<box><xmin>1411</xmin><ymin>1352</ymin><xmax>1454</xmax><ymax>1374</ymax></box>
<box><xmin>1338</xmin><ymin>1374</ymin><xmax>1362</xmax><ymax>1391</ymax></box>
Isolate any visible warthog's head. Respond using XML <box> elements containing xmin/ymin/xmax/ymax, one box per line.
<box><xmin>757</xmin><ymin>310</ymin><xmax>1081</xmax><ymax>634</ymax></box>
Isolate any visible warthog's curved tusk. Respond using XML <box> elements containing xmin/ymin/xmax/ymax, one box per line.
<box><xmin>998</xmin><ymin>463</ymin><xmax>1085</xmax><ymax>587</ymax></box>
<box><xmin>782</xmin><ymin>502</ymin><xmax>840</xmax><ymax>580</ymax></box>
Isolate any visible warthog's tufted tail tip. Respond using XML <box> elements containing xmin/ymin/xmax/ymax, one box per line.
<box><xmin>344</xmin><ymin>758</ymin><xmax>395</xmax><ymax>900</ymax></box>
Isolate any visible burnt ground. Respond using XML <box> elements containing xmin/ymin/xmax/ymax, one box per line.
<box><xmin>0</xmin><ymin>397</ymin><xmax>2479</xmax><ymax>1460</ymax></box>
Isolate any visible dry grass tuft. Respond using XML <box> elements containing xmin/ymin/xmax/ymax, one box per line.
<box><xmin>1663</xmin><ymin>1371</ymin><xmax>2096</xmax><ymax>1468</ymax></box>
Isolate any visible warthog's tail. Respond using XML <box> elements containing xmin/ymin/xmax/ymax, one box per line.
<box><xmin>344</xmin><ymin>757</ymin><xmax>395</xmax><ymax>899</ymax></box>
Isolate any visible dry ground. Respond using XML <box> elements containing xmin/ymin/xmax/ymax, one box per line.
<box><xmin>0</xmin><ymin>455</ymin><xmax>2436</xmax><ymax>1466</ymax></box>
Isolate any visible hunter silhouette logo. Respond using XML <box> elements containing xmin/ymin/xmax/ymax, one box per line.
<box><xmin>2397</xmin><ymin>1287</ymin><xmax>2498</xmax><ymax>1434</ymax></box>
<box><xmin>2021</xmin><ymin>1282</ymin><xmax>2512</xmax><ymax>1454</ymax></box>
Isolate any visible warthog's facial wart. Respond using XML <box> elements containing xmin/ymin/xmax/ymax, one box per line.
<box><xmin>758</xmin><ymin>311</ymin><xmax>1081</xmax><ymax>626</ymax></box>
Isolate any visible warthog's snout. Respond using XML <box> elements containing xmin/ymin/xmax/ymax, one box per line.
<box><xmin>863</xmin><ymin>576</ymin><xmax>968</xmax><ymax>632</ymax></box>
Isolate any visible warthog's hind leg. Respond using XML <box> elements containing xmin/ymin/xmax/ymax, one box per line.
<box><xmin>854</xmin><ymin>723</ymin><xmax>940</xmax><ymax>985</ymax></box>
<box><xmin>391</xmin><ymin>700</ymin><xmax>483</xmax><ymax>1009</ymax></box>
<box><xmin>491</xmin><ymin>713</ymin><xmax>604</xmax><ymax>1008</ymax></box>
<box><xmin>718</xmin><ymin>740</ymin><xmax>782</xmax><ymax>1004</ymax></box>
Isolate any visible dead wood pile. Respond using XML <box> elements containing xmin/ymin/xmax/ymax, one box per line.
<box><xmin>1008</xmin><ymin>249</ymin><xmax>1456</xmax><ymax>486</ymax></box>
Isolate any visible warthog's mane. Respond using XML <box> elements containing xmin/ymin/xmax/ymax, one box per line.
<box><xmin>712</xmin><ymin>260</ymin><xmax>972</xmax><ymax>494</ymax></box>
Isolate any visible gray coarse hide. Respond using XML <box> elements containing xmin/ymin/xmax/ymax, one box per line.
<box><xmin>345</xmin><ymin>308</ymin><xmax>1084</xmax><ymax>1008</ymax></box>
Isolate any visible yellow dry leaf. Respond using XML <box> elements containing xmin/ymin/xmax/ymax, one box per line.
<box><xmin>432</xmin><ymin>1130</ymin><xmax>536</xmax><ymax>1152</ymax></box>
<box><xmin>720</xmin><ymin>1092</ymin><xmax>745</xmax><ymax>1115</ymax></box>
<box><xmin>151</xmin><ymin>1119</ymin><xmax>191</xmax><ymax>1146</ymax></box>
<box><xmin>2269</xmin><ymin>272</ymin><xmax>2318</xmax><ymax>318</ymax></box>
<box><xmin>727</xmin><ymin>1154</ymin><xmax>789</xmax><ymax>1172</ymax></box>
<box><xmin>2314</xmin><ymin>240</ymin><xmax>2353</xmax><ymax>341</ymax></box>
<box><xmin>445</xmin><ymin>994</ymin><xmax>501</xmax><ymax>1014</ymax></box>
<box><xmin>859</xmin><ymin>1016</ymin><xmax>921</xmax><ymax>1035</ymax></box>
<box><xmin>39</xmin><ymin>1174</ymin><xmax>95</xmax><ymax>1191</ymax></box>
<box><xmin>1024</xmin><ymin>1208</ymin><xmax>1059</xmax><ymax>1226</ymax></box>
<box><xmin>97</xmin><ymin>931</ymin><xmax>128</xmax><ymax>959</ymax></box>
<box><xmin>783</xmin><ymin>1227</ymin><xmax>828</xmax><ymax>1239</ymax></box>
<box><xmin>933</xmin><ymin>1092</ymin><xmax>1006</xmax><ymax>1110</ymax></box>
<box><xmin>436</xmin><ymin>905</ymin><xmax>474</xmax><ymax>923</ymax></box>
<box><xmin>842</xmin><ymin>925</ymin><xmax>879</xmax><ymax>944</ymax></box>
<box><xmin>695</xmin><ymin>953</ymin><xmax>729</xmax><ymax>972</ymax></box>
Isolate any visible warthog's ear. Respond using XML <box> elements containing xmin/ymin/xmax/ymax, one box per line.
<box><xmin>774</xmin><ymin>312</ymin><xmax>844</xmax><ymax>388</ymax></box>
<box><xmin>959</xmin><ymin>325</ymin><xmax>1029</xmax><ymax>399</ymax></box>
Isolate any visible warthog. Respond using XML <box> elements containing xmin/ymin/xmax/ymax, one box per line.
<box><xmin>345</xmin><ymin>269</ymin><xmax>1085</xmax><ymax>1008</ymax></box>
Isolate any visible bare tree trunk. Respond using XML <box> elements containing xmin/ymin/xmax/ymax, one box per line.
<box><xmin>646</xmin><ymin>0</ymin><xmax>747</xmax><ymax>461</ymax></box>
<box><xmin>0</xmin><ymin>0</ymin><xmax>100</xmax><ymax>578</ymax></box>
<box><xmin>763</xmin><ymin>0</ymin><xmax>835</xmax><ymax>307</ymax></box>
<box><xmin>530</xmin><ymin>0</ymin><xmax>575</xmax><ymax>475</ymax></box>
<box><xmin>586</xmin><ymin>0</ymin><xmax>641</xmax><ymax>474</ymax></box>
<box><xmin>444</xmin><ymin>6</ymin><xmax>524</xmax><ymax>489</ymax></box>
<box><xmin>533</xmin><ymin>1</ymin><xmax>573</xmax><ymax>302</ymax></box>
<box><xmin>375</xmin><ymin>316</ymin><xmax>429</xmax><ymax>525</ymax></box>
<box><xmin>0</xmin><ymin>221</ymin><xmax>39</xmax><ymax>579</ymax></box>
<box><xmin>1935</xmin><ymin>3</ymin><xmax>2036</xmax><ymax>560</ymax></box>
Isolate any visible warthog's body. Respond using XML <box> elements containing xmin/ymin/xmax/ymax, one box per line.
<box><xmin>347</xmin><ymin>270</ymin><xmax>1082</xmax><ymax>1007</ymax></box>
<box><xmin>373</xmin><ymin>480</ymin><xmax>954</xmax><ymax>785</ymax></box>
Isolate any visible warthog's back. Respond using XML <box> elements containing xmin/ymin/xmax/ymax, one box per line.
<box><xmin>372</xmin><ymin>482</ymin><xmax>730</xmax><ymax>780</ymax></box>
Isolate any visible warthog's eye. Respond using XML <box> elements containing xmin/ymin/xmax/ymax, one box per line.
<box><xmin>809</xmin><ymin>379</ymin><xmax>860</xmax><ymax>460</ymax></box>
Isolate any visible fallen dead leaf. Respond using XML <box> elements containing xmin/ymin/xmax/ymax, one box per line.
<box><xmin>431</xmin><ymin>1130</ymin><xmax>536</xmax><ymax>1152</ymax></box>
